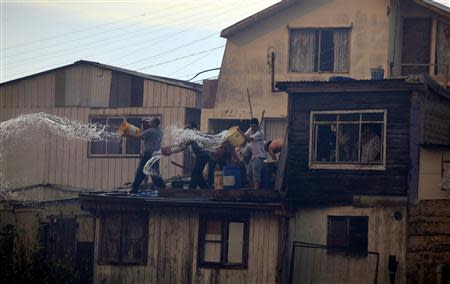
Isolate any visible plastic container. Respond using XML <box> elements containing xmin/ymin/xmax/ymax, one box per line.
<box><xmin>118</xmin><ymin>122</ymin><xmax>141</xmax><ymax>137</ymax></box>
<box><xmin>226</xmin><ymin>126</ymin><xmax>246</xmax><ymax>147</ymax></box>
<box><xmin>223</xmin><ymin>165</ymin><xmax>241</xmax><ymax>189</ymax></box>
<box><xmin>371</xmin><ymin>67</ymin><xmax>384</xmax><ymax>80</ymax></box>
<box><xmin>214</xmin><ymin>170</ymin><xmax>223</xmax><ymax>190</ymax></box>
<box><xmin>261</xmin><ymin>160</ymin><xmax>277</xmax><ymax>189</ymax></box>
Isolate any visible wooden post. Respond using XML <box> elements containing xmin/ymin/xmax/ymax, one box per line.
<box><xmin>247</xmin><ymin>88</ymin><xmax>253</xmax><ymax>119</ymax></box>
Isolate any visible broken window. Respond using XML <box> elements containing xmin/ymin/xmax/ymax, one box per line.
<box><xmin>99</xmin><ymin>213</ymin><xmax>148</xmax><ymax>265</ymax></box>
<box><xmin>310</xmin><ymin>110</ymin><xmax>386</xmax><ymax>169</ymax></box>
<box><xmin>289</xmin><ymin>29</ymin><xmax>349</xmax><ymax>73</ymax></box>
<box><xmin>89</xmin><ymin>115</ymin><xmax>159</xmax><ymax>157</ymax></box>
<box><xmin>327</xmin><ymin>216</ymin><xmax>368</xmax><ymax>256</ymax></box>
<box><xmin>198</xmin><ymin>214</ymin><xmax>249</xmax><ymax>268</ymax></box>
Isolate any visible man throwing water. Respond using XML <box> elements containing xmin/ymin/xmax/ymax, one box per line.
<box><xmin>125</xmin><ymin>117</ymin><xmax>165</xmax><ymax>194</ymax></box>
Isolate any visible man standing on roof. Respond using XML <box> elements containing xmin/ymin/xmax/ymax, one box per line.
<box><xmin>125</xmin><ymin>117</ymin><xmax>165</xmax><ymax>194</ymax></box>
<box><xmin>243</xmin><ymin>118</ymin><xmax>266</xmax><ymax>190</ymax></box>
<box><xmin>162</xmin><ymin>121</ymin><xmax>210</xmax><ymax>189</ymax></box>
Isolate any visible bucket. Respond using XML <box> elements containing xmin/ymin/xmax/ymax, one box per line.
<box><xmin>223</xmin><ymin>165</ymin><xmax>241</xmax><ymax>189</ymax></box>
<box><xmin>214</xmin><ymin>170</ymin><xmax>223</xmax><ymax>190</ymax></box>
<box><xmin>226</xmin><ymin>126</ymin><xmax>246</xmax><ymax>147</ymax></box>
<box><xmin>370</xmin><ymin>67</ymin><xmax>384</xmax><ymax>80</ymax></box>
<box><xmin>118</xmin><ymin>122</ymin><xmax>141</xmax><ymax>137</ymax></box>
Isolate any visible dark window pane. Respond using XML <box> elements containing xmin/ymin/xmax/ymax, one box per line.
<box><xmin>100</xmin><ymin>215</ymin><xmax>121</xmax><ymax>262</ymax></box>
<box><xmin>90</xmin><ymin>117</ymin><xmax>107</xmax><ymax>155</ymax></box>
<box><xmin>106</xmin><ymin>118</ymin><xmax>123</xmax><ymax>155</ymax></box>
<box><xmin>319</xmin><ymin>30</ymin><xmax>334</xmax><ymax>72</ymax></box>
<box><xmin>362</xmin><ymin>113</ymin><xmax>384</xmax><ymax>121</ymax></box>
<box><xmin>121</xmin><ymin>214</ymin><xmax>146</xmax><ymax>263</ymax></box>
<box><xmin>338</xmin><ymin>124</ymin><xmax>359</xmax><ymax>162</ymax></box>
<box><xmin>314</xmin><ymin>114</ymin><xmax>337</xmax><ymax>121</ymax></box>
<box><xmin>205</xmin><ymin>220</ymin><xmax>222</xmax><ymax>241</ymax></box>
<box><xmin>339</xmin><ymin>113</ymin><xmax>359</xmax><ymax>121</ymax></box>
<box><xmin>349</xmin><ymin>217</ymin><xmax>368</xmax><ymax>255</ymax></box>
<box><xmin>327</xmin><ymin>216</ymin><xmax>349</xmax><ymax>249</ymax></box>
<box><xmin>126</xmin><ymin>117</ymin><xmax>142</xmax><ymax>155</ymax></box>
<box><xmin>361</xmin><ymin>124</ymin><xmax>383</xmax><ymax>162</ymax></box>
<box><xmin>130</xmin><ymin>77</ymin><xmax>144</xmax><ymax>107</ymax></box>
<box><xmin>110</xmin><ymin>72</ymin><xmax>132</xmax><ymax>107</ymax></box>
<box><xmin>401</xmin><ymin>18</ymin><xmax>431</xmax><ymax>76</ymax></box>
<box><xmin>315</xmin><ymin>124</ymin><xmax>336</xmax><ymax>162</ymax></box>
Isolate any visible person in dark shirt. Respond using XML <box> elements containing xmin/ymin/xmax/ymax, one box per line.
<box><xmin>125</xmin><ymin>117</ymin><xmax>165</xmax><ymax>194</ymax></box>
<box><xmin>162</xmin><ymin>121</ymin><xmax>209</xmax><ymax>189</ymax></box>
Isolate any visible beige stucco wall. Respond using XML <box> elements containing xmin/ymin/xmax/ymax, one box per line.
<box><xmin>291</xmin><ymin>205</ymin><xmax>407</xmax><ymax>284</ymax></box>
<box><xmin>418</xmin><ymin>148</ymin><xmax>450</xmax><ymax>200</ymax></box>
<box><xmin>202</xmin><ymin>0</ymin><xmax>392</xmax><ymax>130</ymax></box>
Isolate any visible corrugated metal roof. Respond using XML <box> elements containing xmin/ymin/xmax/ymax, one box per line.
<box><xmin>0</xmin><ymin>60</ymin><xmax>202</xmax><ymax>91</ymax></box>
<box><xmin>221</xmin><ymin>0</ymin><xmax>449</xmax><ymax>38</ymax></box>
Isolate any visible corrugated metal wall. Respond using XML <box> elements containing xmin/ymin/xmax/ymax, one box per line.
<box><xmin>0</xmin><ymin>65</ymin><xmax>201</xmax><ymax>191</ymax></box>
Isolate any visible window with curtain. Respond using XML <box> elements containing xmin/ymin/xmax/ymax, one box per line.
<box><xmin>198</xmin><ymin>214</ymin><xmax>249</xmax><ymax>269</ymax></box>
<box><xmin>310</xmin><ymin>110</ymin><xmax>387</xmax><ymax>170</ymax></box>
<box><xmin>289</xmin><ymin>28</ymin><xmax>350</xmax><ymax>73</ymax></box>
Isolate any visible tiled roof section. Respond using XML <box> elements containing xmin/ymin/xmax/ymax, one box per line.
<box><xmin>220</xmin><ymin>0</ymin><xmax>449</xmax><ymax>38</ymax></box>
<box><xmin>220</xmin><ymin>0</ymin><xmax>297</xmax><ymax>38</ymax></box>
<box><xmin>0</xmin><ymin>60</ymin><xmax>202</xmax><ymax>91</ymax></box>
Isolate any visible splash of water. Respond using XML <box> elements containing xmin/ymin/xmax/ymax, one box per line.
<box><xmin>142</xmin><ymin>127</ymin><xmax>229</xmax><ymax>176</ymax></box>
<box><xmin>0</xmin><ymin>112</ymin><xmax>119</xmax><ymax>199</ymax></box>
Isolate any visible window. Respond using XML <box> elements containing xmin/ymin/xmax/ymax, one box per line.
<box><xmin>309</xmin><ymin>110</ymin><xmax>386</xmax><ymax>170</ymax></box>
<box><xmin>401</xmin><ymin>18</ymin><xmax>431</xmax><ymax>76</ymax></box>
<box><xmin>198</xmin><ymin>214</ymin><xmax>249</xmax><ymax>269</ymax></box>
<box><xmin>327</xmin><ymin>216</ymin><xmax>368</xmax><ymax>256</ymax></box>
<box><xmin>99</xmin><ymin>213</ymin><xmax>148</xmax><ymax>265</ymax></box>
<box><xmin>89</xmin><ymin>116</ymin><xmax>154</xmax><ymax>157</ymax></box>
<box><xmin>109</xmin><ymin>72</ymin><xmax>144</xmax><ymax>107</ymax></box>
<box><xmin>289</xmin><ymin>28</ymin><xmax>349</xmax><ymax>73</ymax></box>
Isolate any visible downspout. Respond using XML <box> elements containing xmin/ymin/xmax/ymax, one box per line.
<box><xmin>271</xmin><ymin>51</ymin><xmax>284</xmax><ymax>93</ymax></box>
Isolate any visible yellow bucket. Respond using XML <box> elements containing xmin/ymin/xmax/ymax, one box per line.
<box><xmin>226</xmin><ymin>126</ymin><xmax>246</xmax><ymax>147</ymax></box>
<box><xmin>118</xmin><ymin>122</ymin><xmax>141</xmax><ymax>137</ymax></box>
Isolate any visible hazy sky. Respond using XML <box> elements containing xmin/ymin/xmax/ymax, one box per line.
<box><xmin>1</xmin><ymin>0</ymin><xmax>449</xmax><ymax>84</ymax></box>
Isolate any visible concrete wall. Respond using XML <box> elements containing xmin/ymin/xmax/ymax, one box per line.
<box><xmin>202</xmin><ymin>0</ymin><xmax>392</xmax><ymax>130</ymax></box>
<box><xmin>418</xmin><ymin>148</ymin><xmax>450</xmax><ymax>200</ymax></box>
<box><xmin>291</xmin><ymin>205</ymin><xmax>407</xmax><ymax>284</ymax></box>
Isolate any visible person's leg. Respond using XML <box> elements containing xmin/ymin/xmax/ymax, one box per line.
<box><xmin>252</xmin><ymin>158</ymin><xmax>264</xmax><ymax>190</ymax></box>
<box><xmin>207</xmin><ymin>159</ymin><xmax>217</xmax><ymax>186</ymax></box>
<box><xmin>197</xmin><ymin>155</ymin><xmax>209</xmax><ymax>189</ymax></box>
<box><xmin>131</xmin><ymin>153</ymin><xmax>152</xmax><ymax>193</ymax></box>
<box><xmin>189</xmin><ymin>157</ymin><xmax>201</xmax><ymax>189</ymax></box>
<box><xmin>150</xmin><ymin>160</ymin><xmax>165</xmax><ymax>188</ymax></box>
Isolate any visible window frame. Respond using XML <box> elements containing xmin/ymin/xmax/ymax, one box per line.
<box><xmin>288</xmin><ymin>27</ymin><xmax>351</xmax><ymax>74</ymax></box>
<box><xmin>308</xmin><ymin>109</ymin><xmax>387</xmax><ymax>170</ymax></box>
<box><xmin>327</xmin><ymin>215</ymin><xmax>369</xmax><ymax>257</ymax></box>
<box><xmin>98</xmin><ymin>212</ymin><xmax>149</xmax><ymax>266</ymax></box>
<box><xmin>197</xmin><ymin>214</ymin><xmax>250</xmax><ymax>269</ymax></box>
<box><xmin>88</xmin><ymin>114</ymin><xmax>161</xmax><ymax>158</ymax></box>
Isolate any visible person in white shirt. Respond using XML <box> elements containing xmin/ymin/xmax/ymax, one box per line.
<box><xmin>243</xmin><ymin>118</ymin><xmax>266</xmax><ymax>189</ymax></box>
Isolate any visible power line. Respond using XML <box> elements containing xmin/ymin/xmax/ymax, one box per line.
<box><xmin>167</xmin><ymin>50</ymin><xmax>218</xmax><ymax>77</ymax></box>
<box><xmin>136</xmin><ymin>45</ymin><xmax>224</xmax><ymax>71</ymax></box>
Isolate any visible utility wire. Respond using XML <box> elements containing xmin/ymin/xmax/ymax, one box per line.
<box><xmin>136</xmin><ymin>45</ymin><xmax>224</xmax><ymax>71</ymax></box>
<box><xmin>167</xmin><ymin>50</ymin><xmax>218</xmax><ymax>77</ymax></box>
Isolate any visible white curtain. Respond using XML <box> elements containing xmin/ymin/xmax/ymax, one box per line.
<box><xmin>290</xmin><ymin>30</ymin><xmax>317</xmax><ymax>72</ymax></box>
<box><xmin>333</xmin><ymin>30</ymin><xmax>349</xmax><ymax>72</ymax></box>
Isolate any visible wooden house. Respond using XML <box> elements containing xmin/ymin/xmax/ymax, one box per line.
<box><xmin>201</xmin><ymin>0</ymin><xmax>449</xmax><ymax>143</ymax></box>
<box><xmin>276</xmin><ymin>75</ymin><xmax>450</xmax><ymax>284</ymax></box>
<box><xmin>0</xmin><ymin>60</ymin><xmax>202</xmax><ymax>197</ymax></box>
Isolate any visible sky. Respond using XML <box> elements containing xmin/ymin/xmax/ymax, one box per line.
<box><xmin>1</xmin><ymin>0</ymin><xmax>449</xmax><ymax>84</ymax></box>
<box><xmin>0</xmin><ymin>0</ymin><xmax>280</xmax><ymax>83</ymax></box>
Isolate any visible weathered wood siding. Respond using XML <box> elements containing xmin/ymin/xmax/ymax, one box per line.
<box><xmin>286</xmin><ymin>91</ymin><xmax>411</xmax><ymax>204</ymax></box>
<box><xmin>0</xmin><ymin>65</ymin><xmax>201</xmax><ymax>191</ymax></box>
<box><xmin>407</xmin><ymin>200</ymin><xmax>450</xmax><ymax>283</ymax></box>
<box><xmin>94</xmin><ymin>209</ymin><xmax>279</xmax><ymax>284</ymax></box>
